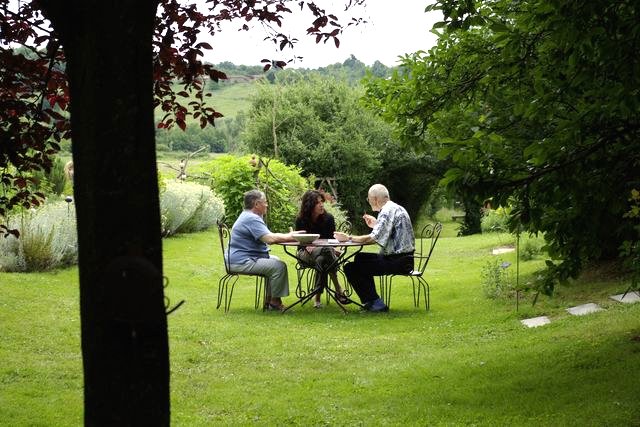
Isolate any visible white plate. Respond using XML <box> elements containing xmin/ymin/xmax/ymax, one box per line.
<box><xmin>292</xmin><ymin>233</ymin><xmax>320</xmax><ymax>244</ymax></box>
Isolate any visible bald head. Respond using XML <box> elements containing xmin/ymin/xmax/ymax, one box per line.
<box><xmin>368</xmin><ymin>184</ymin><xmax>390</xmax><ymax>201</ymax></box>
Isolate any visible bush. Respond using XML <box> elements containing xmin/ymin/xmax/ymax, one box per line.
<box><xmin>480</xmin><ymin>258</ymin><xmax>514</xmax><ymax>299</ymax></box>
<box><xmin>323</xmin><ymin>201</ymin><xmax>349</xmax><ymax>231</ymax></box>
<box><xmin>519</xmin><ymin>234</ymin><xmax>546</xmax><ymax>261</ymax></box>
<box><xmin>0</xmin><ymin>200</ymin><xmax>77</xmax><ymax>272</ymax></box>
<box><xmin>0</xmin><ymin>182</ymin><xmax>224</xmax><ymax>271</ymax></box>
<box><xmin>203</xmin><ymin>154</ymin><xmax>308</xmax><ymax>232</ymax></box>
<box><xmin>45</xmin><ymin>157</ymin><xmax>68</xmax><ymax>196</ymax></box>
<box><xmin>481</xmin><ymin>207</ymin><xmax>510</xmax><ymax>233</ymax></box>
<box><xmin>160</xmin><ymin>181</ymin><xmax>225</xmax><ymax>236</ymax></box>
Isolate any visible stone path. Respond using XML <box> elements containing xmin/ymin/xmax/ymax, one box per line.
<box><xmin>521</xmin><ymin>316</ymin><xmax>551</xmax><ymax>328</ymax></box>
<box><xmin>610</xmin><ymin>292</ymin><xmax>640</xmax><ymax>304</ymax></box>
<box><xmin>520</xmin><ymin>290</ymin><xmax>639</xmax><ymax>328</ymax></box>
<box><xmin>492</xmin><ymin>246</ymin><xmax>515</xmax><ymax>255</ymax></box>
<box><xmin>566</xmin><ymin>302</ymin><xmax>603</xmax><ymax>316</ymax></box>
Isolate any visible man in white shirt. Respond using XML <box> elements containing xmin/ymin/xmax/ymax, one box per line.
<box><xmin>334</xmin><ymin>184</ymin><xmax>415</xmax><ymax>312</ymax></box>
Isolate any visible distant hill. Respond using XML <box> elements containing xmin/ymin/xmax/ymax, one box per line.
<box><xmin>154</xmin><ymin>55</ymin><xmax>397</xmax><ymax>152</ymax></box>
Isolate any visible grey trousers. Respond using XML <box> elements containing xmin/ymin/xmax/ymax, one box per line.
<box><xmin>229</xmin><ymin>255</ymin><xmax>289</xmax><ymax>298</ymax></box>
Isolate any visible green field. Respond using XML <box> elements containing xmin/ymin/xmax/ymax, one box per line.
<box><xmin>156</xmin><ymin>81</ymin><xmax>258</xmax><ymax>123</ymax></box>
<box><xmin>1</xmin><ymin>230</ymin><xmax>639</xmax><ymax>425</ymax></box>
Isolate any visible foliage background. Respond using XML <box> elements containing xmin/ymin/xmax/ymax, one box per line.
<box><xmin>363</xmin><ymin>0</ymin><xmax>640</xmax><ymax>290</ymax></box>
<box><xmin>200</xmin><ymin>154</ymin><xmax>308</xmax><ymax>232</ymax></box>
<box><xmin>243</xmin><ymin>77</ymin><xmax>444</xmax><ymax>232</ymax></box>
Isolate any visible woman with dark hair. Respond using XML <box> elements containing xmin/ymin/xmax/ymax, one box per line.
<box><xmin>295</xmin><ymin>190</ymin><xmax>348</xmax><ymax>308</ymax></box>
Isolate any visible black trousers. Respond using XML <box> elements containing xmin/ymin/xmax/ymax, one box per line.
<box><xmin>344</xmin><ymin>252</ymin><xmax>413</xmax><ymax>304</ymax></box>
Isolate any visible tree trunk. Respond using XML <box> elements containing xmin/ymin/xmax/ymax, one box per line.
<box><xmin>40</xmin><ymin>1</ymin><xmax>169</xmax><ymax>424</ymax></box>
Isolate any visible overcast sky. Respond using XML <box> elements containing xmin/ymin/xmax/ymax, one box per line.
<box><xmin>205</xmin><ymin>2</ymin><xmax>442</xmax><ymax>69</ymax></box>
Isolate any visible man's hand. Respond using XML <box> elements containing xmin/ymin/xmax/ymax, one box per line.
<box><xmin>333</xmin><ymin>231</ymin><xmax>349</xmax><ymax>242</ymax></box>
<box><xmin>363</xmin><ymin>213</ymin><xmax>377</xmax><ymax>228</ymax></box>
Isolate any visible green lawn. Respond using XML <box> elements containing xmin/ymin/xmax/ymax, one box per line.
<box><xmin>1</xmin><ymin>230</ymin><xmax>639</xmax><ymax>426</ymax></box>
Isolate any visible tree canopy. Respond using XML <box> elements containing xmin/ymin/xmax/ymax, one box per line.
<box><xmin>243</xmin><ymin>76</ymin><xmax>442</xmax><ymax>229</ymax></box>
<box><xmin>363</xmin><ymin>0</ymin><xmax>640</xmax><ymax>292</ymax></box>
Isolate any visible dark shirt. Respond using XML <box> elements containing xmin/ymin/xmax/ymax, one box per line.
<box><xmin>295</xmin><ymin>213</ymin><xmax>336</xmax><ymax>238</ymax></box>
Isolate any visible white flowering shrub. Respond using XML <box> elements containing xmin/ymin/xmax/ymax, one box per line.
<box><xmin>160</xmin><ymin>181</ymin><xmax>225</xmax><ymax>236</ymax></box>
<box><xmin>0</xmin><ymin>200</ymin><xmax>77</xmax><ymax>272</ymax></box>
<box><xmin>0</xmin><ymin>182</ymin><xmax>224</xmax><ymax>271</ymax></box>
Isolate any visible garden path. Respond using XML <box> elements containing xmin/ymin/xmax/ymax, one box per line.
<box><xmin>520</xmin><ymin>291</ymin><xmax>639</xmax><ymax>328</ymax></box>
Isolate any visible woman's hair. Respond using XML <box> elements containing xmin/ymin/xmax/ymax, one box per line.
<box><xmin>297</xmin><ymin>190</ymin><xmax>324</xmax><ymax>221</ymax></box>
<box><xmin>243</xmin><ymin>189</ymin><xmax>265</xmax><ymax>209</ymax></box>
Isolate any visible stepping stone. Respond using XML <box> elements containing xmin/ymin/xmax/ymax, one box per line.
<box><xmin>566</xmin><ymin>303</ymin><xmax>603</xmax><ymax>316</ymax></box>
<box><xmin>610</xmin><ymin>292</ymin><xmax>640</xmax><ymax>304</ymax></box>
<box><xmin>492</xmin><ymin>247</ymin><xmax>515</xmax><ymax>255</ymax></box>
<box><xmin>521</xmin><ymin>316</ymin><xmax>551</xmax><ymax>328</ymax></box>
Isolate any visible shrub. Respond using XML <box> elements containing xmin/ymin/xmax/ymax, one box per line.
<box><xmin>519</xmin><ymin>234</ymin><xmax>546</xmax><ymax>261</ymax></box>
<box><xmin>480</xmin><ymin>258</ymin><xmax>514</xmax><ymax>299</ymax></box>
<box><xmin>160</xmin><ymin>181</ymin><xmax>225</xmax><ymax>236</ymax></box>
<box><xmin>324</xmin><ymin>201</ymin><xmax>349</xmax><ymax>231</ymax></box>
<box><xmin>203</xmin><ymin>154</ymin><xmax>308</xmax><ymax>231</ymax></box>
<box><xmin>0</xmin><ymin>182</ymin><xmax>224</xmax><ymax>271</ymax></box>
<box><xmin>481</xmin><ymin>207</ymin><xmax>510</xmax><ymax>233</ymax></box>
<box><xmin>45</xmin><ymin>157</ymin><xmax>68</xmax><ymax>196</ymax></box>
<box><xmin>0</xmin><ymin>200</ymin><xmax>77</xmax><ymax>272</ymax></box>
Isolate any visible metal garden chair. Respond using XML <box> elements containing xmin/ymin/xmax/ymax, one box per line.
<box><xmin>217</xmin><ymin>220</ymin><xmax>269</xmax><ymax>312</ymax></box>
<box><xmin>378</xmin><ymin>222</ymin><xmax>443</xmax><ymax>310</ymax></box>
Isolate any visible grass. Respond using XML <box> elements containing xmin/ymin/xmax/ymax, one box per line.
<box><xmin>205</xmin><ymin>82</ymin><xmax>256</xmax><ymax>119</ymax></box>
<box><xmin>155</xmin><ymin>81</ymin><xmax>256</xmax><ymax>124</ymax></box>
<box><xmin>1</xmin><ymin>229</ymin><xmax>639</xmax><ymax>425</ymax></box>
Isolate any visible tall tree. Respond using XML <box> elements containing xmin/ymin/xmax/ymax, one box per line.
<box><xmin>1</xmin><ymin>0</ymin><xmax>365</xmax><ymax>423</ymax></box>
<box><xmin>364</xmin><ymin>0</ymin><xmax>640</xmax><ymax>291</ymax></box>
<box><xmin>243</xmin><ymin>77</ymin><xmax>441</xmax><ymax>227</ymax></box>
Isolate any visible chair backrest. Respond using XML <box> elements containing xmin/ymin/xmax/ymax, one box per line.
<box><xmin>415</xmin><ymin>222</ymin><xmax>443</xmax><ymax>274</ymax></box>
<box><xmin>337</xmin><ymin>220</ymin><xmax>352</xmax><ymax>234</ymax></box>
<box><xmin>217</xmin><ymin>220</ymin><xmax>233</xmax><ymax>274</ymax></box>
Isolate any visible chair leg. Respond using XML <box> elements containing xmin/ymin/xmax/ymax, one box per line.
<box><xmin>415</xmin><ymin>277</ymin><xmax>430</xmax><ymax>311</ymax></box>
<box><xmin>379</xmin><ymin>275</ymin><xmax>392</xmax><ymax>308</ymax></box>
<box><xmin>217</xmin><ymin>274</ymin><xmax>236</xmax><ymax>312</ymax></box>
<box><xmin>261</xmin><ymin>277</ymin><xmax>271</xmax><ymax>311</ymax></box>
<box><xmin>223</xmin><ymin>275</ymin><xmax>239</xmax><ymax>313</ymax></box>
<box><xmin>337</xmin><ymin>269</ymin><xmax>353</xmax><ymax>297</ymax></box>
<box><xmin>295</xmin><ymin>267</ymin><xmax>306</xmax><ymax>298</ymax></box>
<box><xmin>217</xmin><ymin>275</ymin><xmax>227</xmax><ymax>309</ymax></box>
<box><xmin>254</xmin><ymin>275</ymin><xmax>263</xmax><ymax>310</ymax></box>
<box><xmin>411</xmin><ymin>277</ymin><xmax>419</xmax><ymax>308</ymax></box>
